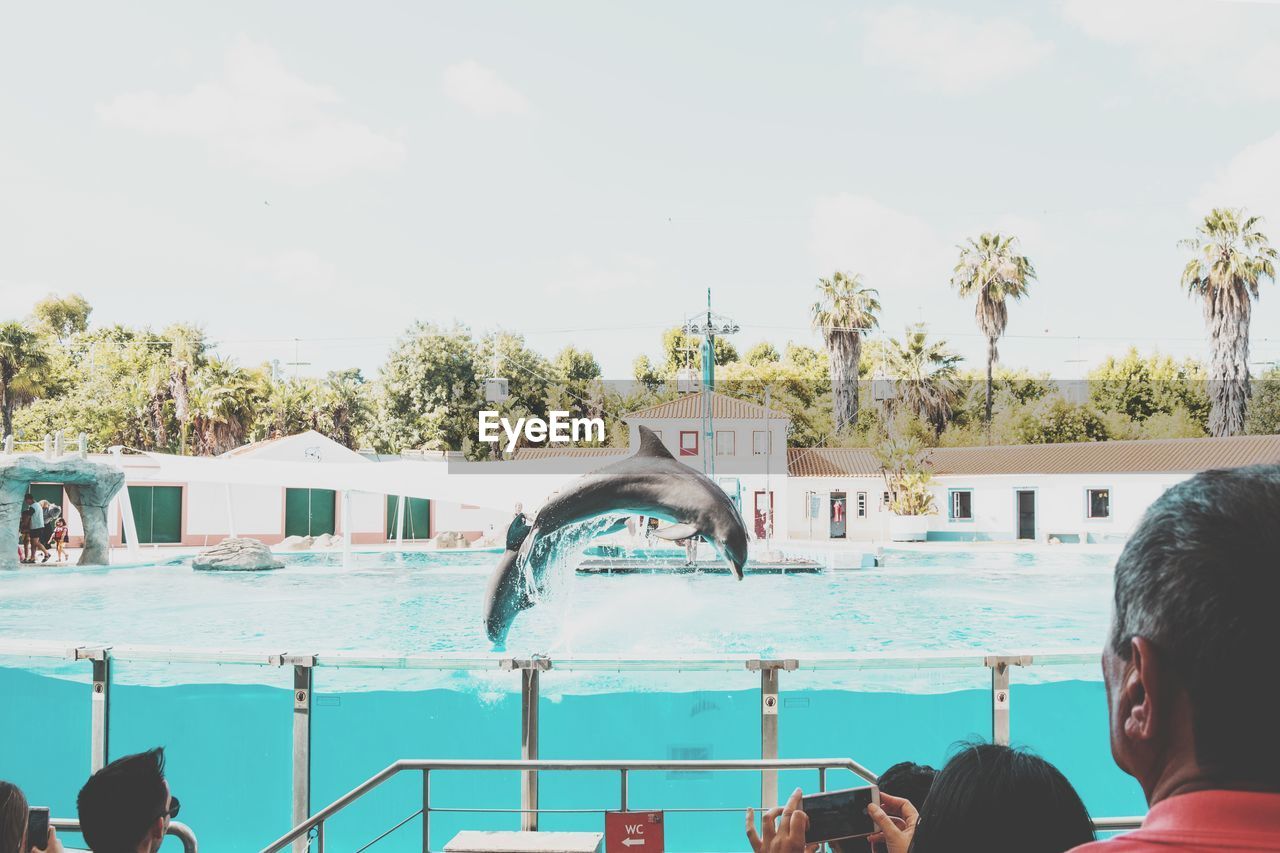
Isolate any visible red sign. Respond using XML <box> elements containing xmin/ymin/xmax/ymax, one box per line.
<box><xmin>606</xmin><ymin>811</ymin><xmax>664</xmax><ymax>853</ymax></box>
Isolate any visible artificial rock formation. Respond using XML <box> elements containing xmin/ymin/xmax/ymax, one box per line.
<box><xmin>192</xmin><ymin>537</ymin><xmax>284</xmax><ymax>572</ymax></box>
<box><xmin>0</xmin><ymin>454</ymin><xmax>125</xmax><ymax>569</ymax></box>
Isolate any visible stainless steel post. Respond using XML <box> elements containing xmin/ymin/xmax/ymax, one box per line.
<box><xmin>502</xmin><ymin>658</ymin><xmax>551</xmax><ymax>832</ymax></box>
<box><xmin>287</xmin><ymin>655</ymin><xmax>316</xmax><ymax>853</ymax></box>
<box><xmin>521</xmin><ymin>666</ymin><xmax>539</xmax><ymax>831</ymax></box>
<box><xmin>422</xmin><ymin>769</ymin><xmax>431</xmax><ymax>852</ymax></box>
<box><xmin>619</xmin><ymin>769</ymin><xmax>629</xmax><ymax>812</ymax></box>
<box><xmin>748</xmin><ymin>659</ymin><xmax>797</xmax><ymax>809</ymax></box>
<box><xmin>75</xmin><ymin>647</ymin><xmax>112</xmax><ymax>772</ymax></box>
<box><xmin>984</xmin><ymin>655</ymin><xmax>1031</xmax><ymax>746</ymax></box>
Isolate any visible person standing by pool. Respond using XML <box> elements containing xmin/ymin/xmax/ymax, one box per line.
<box><xmin>1069</xmin><ymin>465</ymin><xmax>1280</xmax><ymax>852</ymax></box>
<box><xmin>20</xmin><ymin>494</ymin><xmax>48</xmax><ymax>564</ymax></box>
<box><xmin>37</xmin><ymin>500</ymin><xmax>59</xmax><ymax>562</ymax></box>
<box><xmin>51</xmin><ymin>517</ymin><xmax>68</xmax><ymax>562</ymax></box>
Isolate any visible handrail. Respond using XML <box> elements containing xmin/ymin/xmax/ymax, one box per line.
<box><xmin>0</xmin><ymin>639</ymin><xmax>1104</xmax><ymax>672</ymax></box>
<box><xmin>259</xmin><ymin>758</ymin><xmax>876</xmax><ymax>853</ymax></box>
<box><xmin>52</xmin><ymin>818</ymin><xmax>198</xmax><ymax>852</ymax></box>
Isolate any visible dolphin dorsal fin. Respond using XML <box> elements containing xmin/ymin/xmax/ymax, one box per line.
<box><xmin>635</xmin><ymin>425</ymin><xmax>675</xmax><ymax>460</ymax></box>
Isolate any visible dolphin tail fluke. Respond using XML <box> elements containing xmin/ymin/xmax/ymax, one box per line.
<box><xmin>650</xmin><ymin>523</ymin><xmax>699</xmax><ymax>541</ymax></box>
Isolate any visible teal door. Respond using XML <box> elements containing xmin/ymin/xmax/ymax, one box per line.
<box><xmin>285</xmin><ymin>489</ymin><xmax>337</xmax><ymax>537</ymax></box>
<box><xmin>385</xmin><ymin>496</ymin><xmax>430</xmax><ymax>540</ymax></box>
<box><xmin>28</xmin><ymin>483</ymin><xmax>66</xmax><ymax>513</ymax></box>
<box><xmin>125</xmin><ymin>486</ymin><xmax>182</xmax><ymax>544</ymax></box>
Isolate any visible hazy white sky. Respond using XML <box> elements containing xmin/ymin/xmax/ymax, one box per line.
<box><xmin>2</xmin><ymin>1</ymin><xmax>1279</xmax><ymax>379</ymax></box>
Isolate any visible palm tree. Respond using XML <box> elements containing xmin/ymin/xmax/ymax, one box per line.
<box><xmin>884</xmin><ymin>324</ymin><xmax>962</xmax><ymax>434</ymax></box>
<box><xmin>811</xmin><ymin>272</ymin><xmax>880</xmax><ymax>433</ymax></box>
<box><xmin>190</xmin><ymin>358</ymin><xmax>263</xmax><ymax>455</ymax></box>
<box><xmin>951</xmin><ymin>233</ymin><xmax>1036</xmax><ymax>428</ymax></box>
<box><xmin>0</xmin><ymin>323</ymin><xmax>50</xmax><ymax>438</ymax></box>
<box><xmin>162</xmin><ymin>325</ymin><xmax>205</xmax><ymax>454</ymax></box>
<box><xmin>1179</xmin><ymin>208</ymin><xmax>1277</xmax><ymax>436</ymax></box>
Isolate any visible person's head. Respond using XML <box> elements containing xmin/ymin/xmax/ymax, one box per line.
<box><xmin>38</xmin><ymin>500</ymin><xmax>48</xmax><ymax>510</ymax></box>
<box><xmin>875</xmin><ymin>761</ymin><xmax>936</xmax><ymax>810</ymax></box>
<box><xmin>22</xmin><ymin>495</ymin><xmax>32</xmax><ymax>505</ymax></box>
<box><xmin>1105</xmin><ymin>465</ymin><xmax>1280</xmax><ymax>798</ymax></box>
<box><xmin>77</xmin><ymin>748</ymin><xmax>175</xmax><ymax>853</ymax></box>
<box><xmin>0</xmin><ymin>781</ymin><xmax>28</xmax><ymax>853</ymax></box>
<box><xmin>55</xmin><ymin>518</ymin><xmax>65</xmax><ymax>528</ymax></box>
<box><xmin>909</xmin><ymin>743</ymin><xmax>1094</xmax><ymax>853</ymax></box>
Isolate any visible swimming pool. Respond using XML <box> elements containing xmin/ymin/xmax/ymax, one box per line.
<box><xmin>0</xmin><ymin>547</ymin><xmax>1140</xmax><ymax>850</ymax></box>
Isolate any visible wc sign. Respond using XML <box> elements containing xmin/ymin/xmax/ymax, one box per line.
<box><xmin>605</xmin><ymin>811</ymin><xmax>664</xmax><ymax>852</ymax></box>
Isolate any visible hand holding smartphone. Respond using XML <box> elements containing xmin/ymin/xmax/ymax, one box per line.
<box><xmin>27</xmin><ymin>807</ymin><xmax>49</xmax><ymax>851</ymax></box>
<box><xmin>801</xmin><ymin>785</ymin><xmax>879</xmax><ymax>844</ymax></box>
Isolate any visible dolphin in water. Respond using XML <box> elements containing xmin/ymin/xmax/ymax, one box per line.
<box><xmin>482</xmin><ymin>425</ymin><xmax>750</xmax><ymax>644</ymax></box>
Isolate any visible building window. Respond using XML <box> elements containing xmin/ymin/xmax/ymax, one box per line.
<box><xmin>950</xmin><ymin>489</ymin><xmax>973</xmax><ymax>521</ymax></box>
<box><xmin>856</xmin><ymin>492</ymin><xmax>867</xmax><ymax>519</ymax></box>
<box><xmin>679</xmin><ymin>431</ymin><xmax>699</xmax><ymax>456</ymax></box>
<box><xmin>752</xmin><ymin>431</ymin><xmax>772</xmax><ymax>455</ymax></box>
<box><xmin>715</xmin><ymin>430</ymin><xmax>735</xmax><ymax>456</ymax></box>
<box><xmin>1087</xmin><ymin>488</ymin><xmax>1111</xmax><ymax>519</ymax></box>
<box><xmin>882</xmin><ymin>491</ymin><xmax>890</xmax><ymax>508</ymax></box>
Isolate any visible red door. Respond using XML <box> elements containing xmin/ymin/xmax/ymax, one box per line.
<box><xmin>753</xmin><ymin>491</ymin><xmax>773</xmax><ymax>538</ymax></box>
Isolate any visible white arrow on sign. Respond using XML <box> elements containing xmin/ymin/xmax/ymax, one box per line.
<box><xmin>622</xmin><ymin>839</ymin><xmax>646</xmax><ymax>847</ymax></box>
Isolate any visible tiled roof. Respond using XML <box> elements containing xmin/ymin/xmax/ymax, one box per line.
<box><xmin>786</xmin><ymin>435</ymin><xmax>1280</xmax><ymax>478</ymax></box>
<box><xmin>624</xmin><ymin>391</ymin><xmax>790</xmax><ymax>421</ymax></box>
<box><xmin>512</xmin><ymin>447</ymin><xmax>629</xmax><ymax>461</ymax></box>
<box><xmin>787</xmin><ymin>447</ymin><xmax>880</xmax><ymax>477</ymax></box>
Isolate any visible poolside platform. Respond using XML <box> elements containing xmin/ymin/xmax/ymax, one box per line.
<box><xmin>576</xmin><ymin>557</ymin><xmax>823</xmax><ymax>574</ymax></box>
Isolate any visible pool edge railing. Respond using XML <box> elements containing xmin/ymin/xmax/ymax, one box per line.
<box><xmin>259</xmin><ymin>757</ymin><xmax>879</xmax><ymax>853</ymax></box>
<box><xmin>1</xmin><ymin>642</ymin><xmax>1117</xmax><ymax>851</ymax></box>
<box><xmin>51</xmin><ymin>818</ymin><xmax>197</xmax><ymax>852</ymax></box>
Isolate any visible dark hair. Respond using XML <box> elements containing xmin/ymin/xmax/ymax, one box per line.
<box><xmin>910</xmin><ymin>743</ymin><xmax>1094</xmax><ymax>853</ymax></box>
<box><xmin>0</xmin><ymin>782</ymin><xmax>27</xmax><ymax>853</ymax></box>
<box><xmin>1110</xmin><ymin>465</ymin><xmax>1280</xmax><ymax>784</ymax></box>
<box><xmin>77</xmin><ymin>747</ymin><xmax>168</xmax><ymax>853</ymax></box>
<box><xmin>876</xmin><ymin>761</ymin><xmax>936</xmax><ymax>809</ymax></box>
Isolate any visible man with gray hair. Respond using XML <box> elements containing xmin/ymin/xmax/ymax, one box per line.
<box><xmin>1071</xmin><ymin>465</ymin><xmax>1280</xmax><ymax>851</ymax></box>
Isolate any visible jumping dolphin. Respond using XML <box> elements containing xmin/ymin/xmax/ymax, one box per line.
<box><xmin>482</xmin><ymin>425</ymin><xmax>750</xmax><ymax>644</ymax></box>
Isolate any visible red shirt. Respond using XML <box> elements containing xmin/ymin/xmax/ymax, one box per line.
<box><xmin>1071</xmin><ymin>790</ymin><xmax>1280</xmax><ymax>852</ymax></box>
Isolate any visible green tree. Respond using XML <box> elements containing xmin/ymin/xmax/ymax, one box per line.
<box><xmin>1013</xmin><ymin>397</ymin><xmax>1108</xmax><ymax>444</ymax></box>
<box><xmin>1179</xmin><ymin>208</ymin><xmax>1277</xmax><ymax>436</ymax></box>
<box><xmin>951</xmin><ymin>233</ymin><xmax>1036</xmax><ymax>427</ymax></box>
<box><xmin>190</xmin><ymin>358</ymin><xmax>266</xmax><ymax>455</ymax></box>
<box><xmin>32</xmin><ymin>293</ymin><xmax>92</xmax><ymax>342</ymax></box>
<box><xmin>0</xmin><ymin>323</ymin><xmax>51</xmax><ymax>437</ymax></box>
<box><xmin>881</xmin><ymin>324</ymin><xmax>962</xmax><ymax>435</ymax></box>
<box><xmin>811</xmin><ymin>271</ymin><xmax>880</xmax><ymax>434</ymax></box>
<box><xmin>374</xmin><ymin>323</ymin><xmax>481</xmax><ymax>453</ymax></box>
<box><xmin>745</xmin><ymin>342</ymin><xmax>780</xmax><ymax>366</ymax></box>
<box><xmin>1087</xmin><ymin>348</ymin><xmax>1209</xmax><ymax>427</ymax></box>
<box><xmin>1246</xmin><ymin>367</ymin><xmax>1280</xmax><ymax>434</ymax></box>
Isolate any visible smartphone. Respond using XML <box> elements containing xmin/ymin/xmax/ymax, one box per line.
<box><xmin>802</xmin><ymin>785</ymin><xmax>879</xmax><ymax>844</ymax></box>
<box><xmin>27</xmin><ymin>807</ymin><xmax>49</xmax><ymax>848</ymax></box>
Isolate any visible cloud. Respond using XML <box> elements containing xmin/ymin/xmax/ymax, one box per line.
<box><xmin>1062</xmin><ymin>0</ymin><xmax>1280</xmax><ymax>101</ymax></box>
<box><xmin>863</xmin><ymin>6</ymin><xmax>1052</xmax><ymax>92</ymax></box>
<box><xmin>1193</xmin><ymin>129</ymin><xmax>1280</xmax><ymax>223</ymax></box>
<box><xmin>545</xmin><ymin>253</ymin><xmax>656</xmax><ymax>297</ymax></box>
<box><xmin>97</xmin><ymin>35</ymin><xmax>406</xmax><ymax>184</ymax></box>
<box><xmin>441</xmin><ymin>61</ymin><xmax>532</xmax><ymax>118</ymax></box>
<box><xmin>809</xmin><ymin>193</ymin><xmax>952</xmax><ymax>291</ymax></box>
<box><xmin>248</xmin><ymin>249</ymin><xmax>340</xmax><ymax>296</ymax></box>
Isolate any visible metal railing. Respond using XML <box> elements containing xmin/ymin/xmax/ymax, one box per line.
<box><xmin>51</xmin><ymin>817</ymin><xmax>198</xmax><ymax>852</ymax></box>
<box><xmin>260</xmin><ymin>757</ymin><xmax>877</xmax><ymax>853</ymax></box>
<box><xmin>0</xmin><ymin>641</ymin><xmax>1138</xmax><ymax>850</ymax></box>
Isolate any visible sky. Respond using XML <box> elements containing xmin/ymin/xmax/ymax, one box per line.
<box><xmin>2</xmin><ymin>1</ymin><xmax>1280</xmax><ymax>381</ymax></box>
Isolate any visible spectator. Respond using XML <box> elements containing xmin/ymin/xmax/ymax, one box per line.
<box><xmin>37</xmin><ymin>500</ymin><xmax>59</xmax><ymax>561</ymax></box>
<box><xmin>834</xmin><ymin>762</ymin><xmax>937</xmax><ymax>853</ymax></box>
<box><xmin>1071</xmin><ymin>466</ymin><xmax>1280</xmax><ymax>851</ymax></box>
<box><xmin>874</xmin><ymin>761</ymin><xmax>936</xmax><ymax>811</ymax></box>
<box><xmin>750</xmin><ymin>744</ymin><xmax>1092</xmax><ymax>853</ymax></box>
<box><xmin>77</xmin><ymin>748</ymin><xmax>178</xmax><ymax>853</ymax></box>
<box><xmin>21</xmin><ymin>495</ymin><xmax>48</xmax><ymax>564</ymax></box>
<box><xmin>1</xmin><ymin>780</ymin><xmax>62</xmax><ymax>853</ymax></box>
<box><xmin>51</xmin><ymin>518</ymin><xmax>68</xmax><ymax>563</ymax></box>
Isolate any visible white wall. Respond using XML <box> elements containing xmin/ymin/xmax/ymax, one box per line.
<box><xmin>786</xmin><ymin>476</ymin><xmax>889</xmax><ymax>541</ymax></box>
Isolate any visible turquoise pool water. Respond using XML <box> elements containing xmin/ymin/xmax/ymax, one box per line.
<box><xmin>0</xmin><ymin>547</ymin><xmax>1140</xmax><ymax>851</ymax></box>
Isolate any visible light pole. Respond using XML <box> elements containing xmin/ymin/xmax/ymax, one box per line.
<box><xmin>682</xmin><ymin>289</ymin><xmax>739</xmax><ymax>478</ymax></box>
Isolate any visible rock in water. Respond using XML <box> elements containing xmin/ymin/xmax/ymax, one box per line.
<box><xmin>435</xmin><ymin>531</ymin><xmax>468</xmax><ymax>549</ymax></box>
<box><xmin>193</xmin><ymin>537</ymin><xmax>284</xmax><ymax>572</ymax></box>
